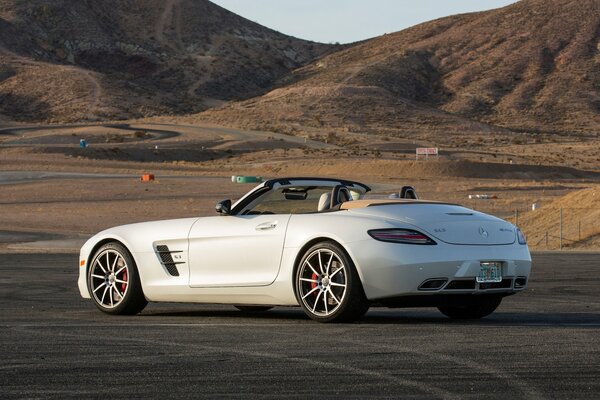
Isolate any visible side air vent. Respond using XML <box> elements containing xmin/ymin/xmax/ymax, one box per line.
<box><xmin>156</xmin><ymin>245</ymin><xmax>183</xmax><ymax>276</ymax></box>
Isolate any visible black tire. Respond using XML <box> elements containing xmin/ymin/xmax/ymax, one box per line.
<box><xmin>438</xmin><ymin>296</ymin><xmax>502</xmax><ymax>319</ymax></box>
<box><xmin>234</xmin><ymin>306</ymin><xmax>273</xmax><ymax>312</ymax></box>
<box><xmin>295</xmin><ymin>241</ymin><xmax>369</xmax><ymax>323</ymax></box>
<box><xmin>87</xmin><ymin>242</ymin><xmax>147</xmax><ymax>315</ymax></box>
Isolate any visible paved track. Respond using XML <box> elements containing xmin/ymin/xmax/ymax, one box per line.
<box><xmin>0</xmin><ymin>122</ymin><xmax>336</xmax><ymax>149</ymax></box>
<box><xmin>1</xmin><ymin>252</ymin><xmax>598</xmax><ymax>399</ymax></box>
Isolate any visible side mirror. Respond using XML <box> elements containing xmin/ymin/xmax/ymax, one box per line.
<box><xmin>215</xmin><ymin>199</ymin><xmax>231</xmax><ymax>215</ymax></box>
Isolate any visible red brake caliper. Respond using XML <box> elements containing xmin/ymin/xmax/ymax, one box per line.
<box><xmin>121</xmin><ymin>270</ymin><xmax>128</xmax><ymax>293</ymax></box>
<box><xmin>311</xmin><ymin>273</ymin><xmax>318</xmax><ymax>295</ymax></box>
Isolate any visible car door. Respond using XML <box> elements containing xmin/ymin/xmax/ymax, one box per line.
<box><xmin>187</xmin><ymin>214</ymin><xmax>291</xmax><ymax>287</ymax></box>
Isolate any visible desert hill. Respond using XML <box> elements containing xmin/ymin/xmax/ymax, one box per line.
<box><xmin>518</xmin><ymin>186</ymin><xmax>600</xmax><ymax>249</ymax></box>
<box><xmin>1</xmin><ymin>0</ymin><xmax>598</xmax><ymax>137</ymax></box>
<box><xmin>199</xmin><ymin>0</ymin><xmax>600</xmax><ymax>136</ymax></box>
<box><xmin>0</xmin><ymin>0</ymin><xmax>332</xmax><ymax>122</ymax></box>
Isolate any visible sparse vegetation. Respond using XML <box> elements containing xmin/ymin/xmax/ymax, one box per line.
<box><xmin>133</xmin><ymin>130</ymin><xmax>149</xmax><ymax>139</ymax></box>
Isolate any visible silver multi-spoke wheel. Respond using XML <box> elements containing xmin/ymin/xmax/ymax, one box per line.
<box><xmin>87</xmin><ymin>242</ymin><xmax>147</xmax><ymax>315</ymax></box>
<box><xmin>90</xmin><ymin>249</ymin><xmax>129</xmax><ymax>309</ymax></box>
<box><xmin>298</xmin><ymin>248</ymin><xmax>347</xmax><ymax>317</ymax></box>
<box><xmin>296</xmin><ymin>242</ymin><xmax>369</xmax><ymax>322</ymax></box>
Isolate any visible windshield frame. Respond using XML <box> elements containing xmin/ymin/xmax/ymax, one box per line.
<box><xmin>230</xmin><ymin>177</ymin><xmax>370</xmax><ymax>216</ymax></box>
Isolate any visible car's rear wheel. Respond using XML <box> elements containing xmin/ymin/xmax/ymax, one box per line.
<box><xmin>234</xmin><ymin>306</ymin><xmax>273</xmax><ymax>312</ymax></box>
<box><xmin>437</xmin><ymin>295</ymin><xmax>502</xmax><ymax>319</ymax></box>
<box><xmin>295</xmin><ymin>241</ymin><xmax>369</xmax><ymax>323</ymax></box>
<box><xmin>88</xmin><ymin>242</ymin><xmax>147</xmax><ymax>315</ymax></box>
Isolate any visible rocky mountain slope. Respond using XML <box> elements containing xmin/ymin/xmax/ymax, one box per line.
<box><xmin>1</xmin><ymin>0</ymin><xmax>598</xmax><ymax>137</ymax></box>
<box><xmin>200</xmin><ymin>0</ymin><xmax>600</xmax><ymax>136</ymax></box>
<box><xmin>0</xmin><ymin>0</ymin><xmax>332</xmax><ymax>122</ymax></box>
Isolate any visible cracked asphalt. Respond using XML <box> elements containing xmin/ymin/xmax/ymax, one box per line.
<box><xmin>1</xmin><ymin>252</ymin><xmax>599</xmax><ymax>399</ymax></box>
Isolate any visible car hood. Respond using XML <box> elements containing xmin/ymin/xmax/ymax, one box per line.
<box><xmin>348</xmin><ymin>203</ymin><xmax>516</xmax><ymax>245</ymax></box>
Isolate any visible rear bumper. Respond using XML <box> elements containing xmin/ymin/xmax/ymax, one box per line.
<box><xmin>345</xmin><ymin>239</ymin><xmax>531</xmax><ymax>301</ymax></box>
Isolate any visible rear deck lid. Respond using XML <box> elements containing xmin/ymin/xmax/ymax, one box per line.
<box><xmin>349</xmin><ymin>203</ymin><xmax>516</xmax><ymax>245</ymax></box>
<box><xmin>419</xmin><ymin>219</ymin><xmax>516</xmax><ymax>245</ymax></box>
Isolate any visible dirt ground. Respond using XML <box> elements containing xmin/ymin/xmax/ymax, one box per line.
<box><xmin>1</xmin><ymin>121</ymin><xmax>598</xmax><ymax>252</ymax></box>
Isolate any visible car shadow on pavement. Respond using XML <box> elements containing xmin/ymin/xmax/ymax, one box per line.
<box><xmin>137</xmin><ymin>307</ymin><xmax>600</xmax><ymax>327</ymax></box>
<box><xmin>361</xmin><ymin>310</ymin><xmax>600</xmax><ymax>327</ymax></box>
<box><xmin>139</xmin><ymin>307</ymin><xmax>309</xmax><ymax>321</ymax></box>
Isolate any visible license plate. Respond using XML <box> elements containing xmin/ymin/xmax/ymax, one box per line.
<box><xmin>477</xmin><ymin>262</ymin><xmax>502</xmax><ymax>283</ymax></box>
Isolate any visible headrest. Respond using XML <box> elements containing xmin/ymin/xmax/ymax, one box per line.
<box><xmin>318</xmin><ymin>192</ymin><xmax>331</xmax><ymax>212</ymax></box>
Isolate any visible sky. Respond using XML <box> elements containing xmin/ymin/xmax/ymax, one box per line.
<box><xmin>211</xmin><ymin>0</ymin><xmax>519</xmax><ymax>44</ymax></box>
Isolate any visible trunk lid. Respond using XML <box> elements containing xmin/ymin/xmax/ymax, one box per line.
<box><xmin>349</xmin><ymin>203</ymin><xmax>516</xmax><ymax>245</ymax></box>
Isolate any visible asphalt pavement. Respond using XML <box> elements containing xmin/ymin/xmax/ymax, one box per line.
<box><xmin>1</xmin><ymin>252</ymin><xmax>599</xmax><ymax>399</ymax></box>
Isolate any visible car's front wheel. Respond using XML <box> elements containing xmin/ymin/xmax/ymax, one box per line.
<box><xmin>295</xmin><ymin>241</ymin><xmax>369</xmax><ymax>323</ymax></box>
<box><xmin>437</xmin><ymin>295</ymin><xmax>502</xmax><ymax>319</ymax></box>
<box><xmin>88</xmin><ymin>242</ymin><xmax>147</xmax><ymax>315</ymax></box>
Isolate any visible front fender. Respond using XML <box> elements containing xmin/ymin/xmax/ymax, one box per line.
<box><xmin>77</xmin><ymin>232</ymin><xmax>139</xmax><ymax>299</ymax></box>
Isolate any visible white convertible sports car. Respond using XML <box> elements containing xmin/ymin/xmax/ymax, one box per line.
<box><xmin>78</xmin><ymin>177</ymin><xmax>531</xmax><ymax>322</ymax></box>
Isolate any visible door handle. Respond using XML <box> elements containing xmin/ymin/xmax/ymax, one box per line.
<box><xmin>255</xmin><ymin>221</ymin><xmax>278</xmax><ymax>231</ymax></box>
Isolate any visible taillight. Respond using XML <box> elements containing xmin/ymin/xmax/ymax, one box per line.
<box><xmin>517</xmin><ymin>228</ymin><xmax>527</xmax><ymax>245</ymax></box>
<box><xmin>368</xmin><ymin>229</ymin><xmax>437</xmax><ymax>245</ymax></box>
